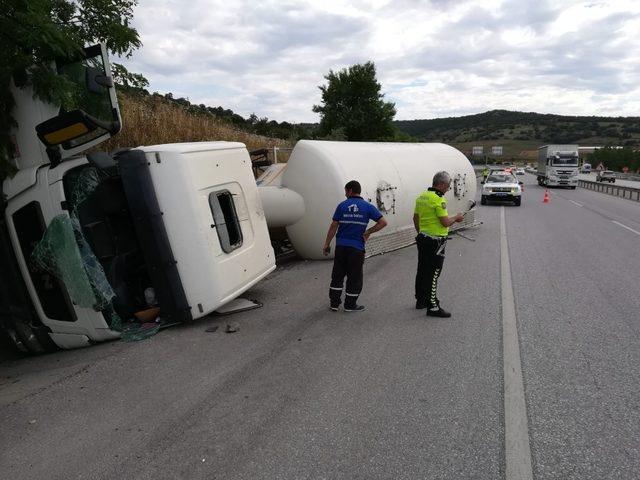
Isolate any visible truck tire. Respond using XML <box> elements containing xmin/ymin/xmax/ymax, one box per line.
<box><xmin>481</xmin><ymin>195</ymin><xmax>487</xmax><ymax>205</ymax></box>
<box><xmin>611</xmin><ymin>179</ymin><xmax>615</xmax><ymax>183</ymax></box>
<box><xmin>7</xmin><ymin>318</ymin><xmax>57</xmax><ymax>354</ymax></box>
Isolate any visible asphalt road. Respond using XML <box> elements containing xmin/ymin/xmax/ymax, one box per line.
<box><xmin>1</xmin><ymin>173</ymin><xmax>638</xmax><ymax>479</ymax></box>
<box><xmin>507</xmin><ymin>175</ymin><xmax>640</xmax><ymax>479</ymax></box>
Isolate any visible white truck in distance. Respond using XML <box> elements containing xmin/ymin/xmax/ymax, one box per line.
<box><xmin>537</xmin><ymin>144</ymin><xmax>580</xmax><ymax>188</ymax></box>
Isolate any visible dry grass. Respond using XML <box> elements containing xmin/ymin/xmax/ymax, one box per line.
<box><xmin>103</xmin><ymin>92</ymin><xmax>294</xmax><ymax>156</ymax></box>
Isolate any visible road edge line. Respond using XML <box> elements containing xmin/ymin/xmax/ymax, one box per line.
<box><xmin>501</xmin><ymin>206</ymin><xmax>534</xmax><ymax>480</ymax></box>
<box><xmin>612</xmin><ymin>220</ymin><xmax>640</xmax><ymax>236</ymax></box>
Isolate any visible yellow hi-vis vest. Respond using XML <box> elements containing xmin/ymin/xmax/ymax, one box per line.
<box><xmin>414</xmin><ymin>189</ymin><xmax>449</xmax><ymax>237</ymax></box>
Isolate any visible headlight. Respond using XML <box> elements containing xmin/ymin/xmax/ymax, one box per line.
<box><xmin>511</xmin><ymin>188</ymin><xmax>517</xmax><ymax>193</ymax></box>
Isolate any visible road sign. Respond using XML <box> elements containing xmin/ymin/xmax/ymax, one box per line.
<box><xmin>472</xmin><ymin>146</ymin><xmax>483</xmax><ymax>156</ymax></box>
<box><xmin>492</xmin><ymin>146</ymin><xmax>503</xmax><ymax>156</ymax></box>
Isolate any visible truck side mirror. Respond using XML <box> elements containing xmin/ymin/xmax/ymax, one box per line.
<box><xmin>86</xmin><ymin>66</ymin><xmax>113</xmax><ymax>93</ymax></box>
<box><xmin>36</xmin><ymin>109</ymin><xmax>119</xmax><ymax>148</ymax></box>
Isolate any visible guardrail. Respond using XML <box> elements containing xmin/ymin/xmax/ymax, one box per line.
<box><xmin>578</xmin><ymin>179</ymin><xmax>640</xmax><ymax>202</ymax></box>
<box><xmin>613</xmin><ymin>172</ymin><xmax>640</xmax><ymax>182</ymax></box>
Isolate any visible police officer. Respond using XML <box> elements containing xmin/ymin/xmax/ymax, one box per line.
<box><xmin>413</xmin><ymin>171</ymin><xmax>464</xmax><ymax>317</ymax></box>
<box><xmin>323</xmin><ymin>180</ymin><xmax>388</xmax><ymax>312</ymax></box>
<box><xmin>482</xmin><ymin>166</ymin><xmax>489</xmax><ymax>181</ymax></box>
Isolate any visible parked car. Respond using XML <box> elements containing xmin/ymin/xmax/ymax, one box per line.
<box><xmin>515</xmin><ymin>167</ymin><xmax>525</xmax><ymax>175</ymax></box>
<box><xmin>481</xmin><ymin>173</ymin><xmax>523</xmax><ymax>206</ymax></box>
<box><xmin>596</xmin><ymin>170</ymin><xmax>616</xmax><ymax>183</ymax></box>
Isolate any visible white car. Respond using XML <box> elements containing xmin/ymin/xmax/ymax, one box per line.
<box><xmin>515</xmin><ymin>167</ymin><xmax>525</xmax><ymax>175</ymax></box>
<box><xmin>596</xmin><ymin>170</ymin><xmax>615</xmax><ymax>183</ymax></box>
<box><xmin>481</xmin><ymin>173</ymin><xmax>523</xmax><ymax>206</ymax></box>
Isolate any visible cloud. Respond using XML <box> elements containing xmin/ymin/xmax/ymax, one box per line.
<box><xmin>118</xmin><ymin>0</ymin><xmax>640</xmax><ymax>122</ymax></box>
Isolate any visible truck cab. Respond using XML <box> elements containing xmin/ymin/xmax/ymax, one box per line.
<box><xmin>1</xmin><ymin>45</ymin><xmax>275</xmax><ymax>352</ymax></box>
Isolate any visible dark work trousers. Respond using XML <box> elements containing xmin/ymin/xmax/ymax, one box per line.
<box><xmin>329</xmin><ymin>246</ymin><xmax>365</xmax><ymax>308</ymax></box>
<box><xmin>415</xmin><ymin>234</ymin><xmax>447</xmax><ymax>309</ymax></box>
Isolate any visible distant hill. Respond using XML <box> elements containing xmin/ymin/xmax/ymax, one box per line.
<box><xmin>110</xmin><ymin>87</ymin><xmax>640</xmax><ymax>163</ymax></box>
<box><xmin>394</xmin><ymin>110</ymin><xmax>640</xmax><ymax>160</ymax></box>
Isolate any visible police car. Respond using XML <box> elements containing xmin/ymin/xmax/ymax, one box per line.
<box><xmin>481</xmin><ymin>172</ymin><xmax>523</xmax><ymax>206</ymax></box>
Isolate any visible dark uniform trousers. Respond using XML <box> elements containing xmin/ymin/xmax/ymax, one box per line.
<box><xmin>329</xmin><ymin>246</ymin><xmax>365</xmax><ymax>309</ymax></box>
<box><xmin>415</xmin><ymin>234</ymin><xmax>447</xmax><ymax>309</ymax></box>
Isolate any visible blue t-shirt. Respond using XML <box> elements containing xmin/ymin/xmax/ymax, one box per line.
<box><xmin>332</xmin><ymin>196</ymin><xmax>383</xmax><ymax>251</ymax></box>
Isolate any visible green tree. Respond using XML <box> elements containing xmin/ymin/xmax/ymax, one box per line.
<box><xmin>588</xmin><ymin>147</ymin><xmax>640</xmax><ymax>172</ymax></box>
<box><xmin>111</xmin><ymin>62</ymin><xmax>148</xmax><ymax>91</ymax></box>
<box><xmin>312</xmin><ymin>61</ymin><xmax>396</xmax><ymax>141</ymax></box>
<box><xmin>0</xmin><ymin>0</ymin><xmax>141</xmax><ymax>177</ymax></box>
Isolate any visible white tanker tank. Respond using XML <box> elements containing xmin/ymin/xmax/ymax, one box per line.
<box><xmin>258</xmin><ymin>140</ymin><xmax>476</xmax><ymax>260</ymax></box>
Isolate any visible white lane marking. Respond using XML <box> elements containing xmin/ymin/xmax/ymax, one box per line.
<box><xmin>569</xmin><ymin>200</ymin><xmax>583</xmax><ymax>207</ymax></box>
<box><xmin>501</xmin><ymin>207</ymin><xmax>534</xmax><ymax>480</ymax></box>
<box><xmin>612</xmin><ymin>220</ymin><xmax>640</xmax><ymax>236</ymax></box>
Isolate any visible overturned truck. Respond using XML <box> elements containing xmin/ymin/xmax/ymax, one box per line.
<box><xmin>0</xmin><ymin>45</ymin><xmax>274</xmax><ymax>352</ymax></box>
<box><xmin>1</xmin><ymin>44</ymin><xmax>478</xmax><ymax>354</ymax></box>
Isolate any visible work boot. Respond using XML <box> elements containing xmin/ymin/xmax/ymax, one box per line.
<box><xmin>344</xmin><ymin>305</ymin><xmax>365</xmax><ymax>313</ymax></box>
<box><xmin>426</xmin><ymin>307</ymin><xmax>451</xmax><ymax>318</ymax></box>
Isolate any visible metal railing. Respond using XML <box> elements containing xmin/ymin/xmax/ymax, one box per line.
<box><xmin>578</xmin><ymin>179</ymin><xmax>640</xmax><ymax>202</ymax></box>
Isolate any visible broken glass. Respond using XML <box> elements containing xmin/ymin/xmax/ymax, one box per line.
<box><xmin>68</xmin><ymin>167</ymin><xmax>106</xmax><ymax>214</ymax></box>
<box><xmin>31</xmin><ymin>215</ymin><xmax>116</xmax><ymax>313</ymax></box>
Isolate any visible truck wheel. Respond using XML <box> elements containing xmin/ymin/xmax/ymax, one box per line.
<box><xmin>2</xmin><ymin>316</ymin><xmax>58</xmax><ymax>354</ymax></box>
<box><xmin>611</xmin><ymin>179</ymin><xmax>615</xmax><ymax>183</ymax></box>
<box><xmin>481</xmin><ymin>195</ymin><xmax>487</xmax><ymax>205</ymax></box>
<box><xmin>514</xmin><ymin>198</ymin><xmax>521</xmax><ymax>206</ymax></box>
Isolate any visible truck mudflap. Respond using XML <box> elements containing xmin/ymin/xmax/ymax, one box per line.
<box><xmin>116</xmin><ymin>149</ymin><xmax>193</xmax><ymax>324</ymax></box>
<box><xmin>0</xmin><ymin>187</ymin><xmax>57</xmax><ymax>353</ymax></box>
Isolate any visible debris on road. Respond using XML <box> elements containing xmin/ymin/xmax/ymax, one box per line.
<box><xmin>225</xmin><ymin>323</ymin><xmax>240</xmax><ymax>333</ymax></box>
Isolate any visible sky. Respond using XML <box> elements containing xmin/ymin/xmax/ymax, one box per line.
<box><xmin>119</xmin><ymin>0</ymin><xmax>640</xmax><ymax>123</ymax></box>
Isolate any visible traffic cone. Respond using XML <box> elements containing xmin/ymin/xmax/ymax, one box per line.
<box><xmin>543</xmin><ymin>189</ymin><xmax>550</xmax><ymax>203</ymax></box>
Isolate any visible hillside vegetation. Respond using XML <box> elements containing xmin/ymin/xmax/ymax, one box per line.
<box><xmin>394</xmin><ymin>110</ymin><xmax>640</xmax><ymax>160</ymax></box>
<box><xmin>104</xmin><ymin>91</ymin><xmax>640</xmax><ymax>165</ymax></box>
<box><xmin>103</xmin><ymin>91</ymin><xmax>294</xmax><ymax>156</ymax></box>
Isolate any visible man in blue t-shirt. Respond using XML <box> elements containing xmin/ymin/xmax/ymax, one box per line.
<box><xmin>322</xmin><ymin>180</ymin><xmax>388</xmax><ymax>312</ymax></box>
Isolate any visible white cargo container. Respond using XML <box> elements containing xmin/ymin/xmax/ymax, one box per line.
<box><xmin>258</xmin><ymin>140</ymin><xmax>477</xmax><ymax>260</ymax></box>
<box><xmin>537</xmin><ymin>145</ymin><xmax>580</xmax><ymax>188</ymax></box>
